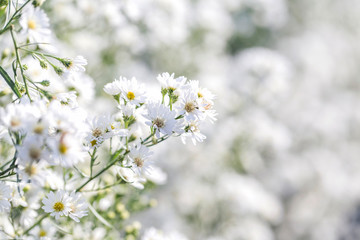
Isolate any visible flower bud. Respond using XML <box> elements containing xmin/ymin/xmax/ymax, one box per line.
<box><xmin>39</xmin><ymin>80</ymin><xmax>50</xmax><ymax>87</ymax></box>
<box><xmin>32</xmin><ymin>0</ymin><xmax>46</xmax><ymax>7</ymax></box>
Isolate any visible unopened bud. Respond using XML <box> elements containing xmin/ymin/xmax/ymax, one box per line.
<box><xmin>39</xmin><ymin>59</ymin><xmax>48</xmax><ymax>69</ymax></box>
<box><xmin>32</xmin><ymin>0</ymin><xmax>46</xmax><ymax>7</ymax></box>
<box><xmin>39</xmin><ymin>80</ymin><xmax>50</xmax><ymax>87</ymax></box>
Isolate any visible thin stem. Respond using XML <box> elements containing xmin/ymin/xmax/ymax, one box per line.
<box><xmin>76</xmin><ymin>150</ymin><xmax>128</xmax><ymax>192</ymax></box>
<box><xmin>141</xmin><ymin>131</ymin><xmax>155</xmax><ymax>145</ymax></box>
<box><xmin>89</xmin><ymin>148</ymin><xmax>97</xmax><ymax>178</ymax></box>
<box><xmin>1</xmin><ymin>0</ymin><xmax>31</xmax><ymax>33</ymax></box>
<box><xmin>145</xmin><ymin>135</ymin><xmax>170</xmax><ymax>147</ymax></box>
<box><xmin>10</xmin><ymin>26</ymin><xmax>32</xmax><ymax>101</ymax></box>
<box><xmin>81</xmin><ymin>179</ymin><xmax>123</xmax><ymax>192</ymax></box>
<box><xmin>0</xmin><ymin>164</ymin><xmax>16</xmax><ymax>177</ymax></box>
<box><xmin>23</xmin><ymin>213</ymin><xmax>49</xmax><ymax>235</ymax></box>
<box><xmin>169</xmin><ymin>96</ymin><xmax>173</xmax><ymax>110</ymax></box>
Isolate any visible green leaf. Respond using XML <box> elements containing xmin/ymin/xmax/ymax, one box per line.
<box><xmin>0</xmin><ymin>66</ymin><xmax>21</xmax><ymax>98</ymax></box>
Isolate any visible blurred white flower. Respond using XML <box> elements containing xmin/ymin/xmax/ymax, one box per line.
<box><xmin>0</xmin><ymin>182</ymin><xmax>11</xmax><ymax>213</ymax></box>
<box><xmin>19</xmin><ymin>6</ymin><xmax>51</xmax><ymax>43</ymax></box>
<box><xmin>68</xmin><ymin>191</ymin><xmax>88</xmax><ymax>222</ymax></box>
<box><xmin>144</xmin><ymin>102</ymin><xmax>177</xmax><ymax>138</ymax></box>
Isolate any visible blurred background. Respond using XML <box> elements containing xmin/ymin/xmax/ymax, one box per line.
<box><xmin>42</xmin><ymin>0</ymin><xmax>360</xmax><ymax>239</ymax></box>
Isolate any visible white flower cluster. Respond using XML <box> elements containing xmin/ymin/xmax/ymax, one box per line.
<box><xmin>0</xmin><ymin>1</ymin><xmax>216</xmax><ymax>238</ymax></box>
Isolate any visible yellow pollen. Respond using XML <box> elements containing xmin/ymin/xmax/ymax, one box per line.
<box><xmin>39</xmin><ymin>229</ymin><xmax>47</xmax><ymax>237</ymax></box>
<box><xmin>90</xmin><ymin>139</ymin><xmax>97</xmax><ymax>146</ymax></box>
<box><xmin>184</xmin><ymin>102</ymin><xmax>196</xmax><ymax>113</ymax></box>
<box><xmin>28</xmin><ymin>19</ymin><xmax>37</xmax><ymax>30</ymax></box>
<box><xmin>198</xmin><ymin>92</ymin><xmax>203</xmax><ymax>98</ymax></box>
<box><xmin>111</xmin><ymin>124</ymin><xmax>115</xmax><ymax>130</ymax></box>
<box><xmin>92</xmin><ymin>128</ymin><xmax>102</xmax><ymax>138</ymax></box>
<box><xmin>10</xmin><ymin>118</ymin><xmax>21</xmax><ymax>127</ymax></box>
<box><xmin>153</xmin><ymin>118</ymin><xmax>165</xmax><ymax>128</ymax></box>
<box><xmin>53</xmin><ymin>202</ymin><xmax>64</xmax><ymax>212</ymax></box>
<box><xmin>33</xmin><ymin>124</ymin><xmax>44</xmax><ymax>134</ymax></box>
<box><xmin>134</xmin><ymin>157</ymin><xmax>144</xmax><ymax>168</ymax></box>
<box><xmin>25</xmin><ymin>165</ymin><xmax>37</xmax><ymax>176</ymax></box>
<box><xmin>59</xmin><ymin>143</ymin><xmax>68</xmax><ymax>154</ymax></box>
<box><xmin>127</xmin><ymin>91</ymin><xmax>135</xmax><ymax>100</ymax></box>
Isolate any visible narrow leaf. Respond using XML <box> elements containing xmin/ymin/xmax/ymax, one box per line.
<box><xmin>0</xmin><ymin>66</ymin><xmax>21</xmax><ymax>98</ymax></box>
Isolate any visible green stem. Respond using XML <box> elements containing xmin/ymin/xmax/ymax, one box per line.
<box><xmin>10</xmin><ymin>26</ymin><xmax>32</xmax><ymax>101</ymax></box>
<box><xmin>23</xmin><ymin>213</ymin><xmax>49</xmax><ymax>235</ymax></box>
<box><xmin>89</xmin><ymin>148</ymin><xmax>97</xmax><ymax>178</ymax></box>
<box><xmin>76</xmin><ymin>150</ymin><xmax>128</xmax><ymax>192</ymax></box>
<box><xmin>81</xmin><ymin>179</ymin><xmax>124</xmax><ymax>192</ymax></box>
<box><xmin>169</xmin><ymin>96</ymin><xmax>173</xmax><ymax>110</ymax></box>
<box><xmin>1</xmin><ymin>0</ymin><xmax>31</xmax><ymax>33</ymax></box>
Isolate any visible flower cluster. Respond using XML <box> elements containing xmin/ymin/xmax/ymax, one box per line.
<box><xmin>0</xmin><ymin>1</ymin><xmax>216</xmax><ymax>238</ymax></box>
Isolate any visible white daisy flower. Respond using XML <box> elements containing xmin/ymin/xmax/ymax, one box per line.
<box><xmin>185</xmin><ymin>80</ymin><xmax>217</xmax><ymax>122</ymax></box>
<box><xmin>47</xmin><ymin>101</ymin><xmax>86</xmax><ymax>135</ymax></box>
<box><xmin>157</xmin><ymin>72</ymin><xmax>186</xmax><ymax>92</ymax></box>
<box><xmin>144</xmin><ymin>166</ymin><xmax>167</xmax><ymax>185</ymax></box>
<box><xmin>85</xmin><ymin>115</ymin><xmax>127</xmax><ymax>148</ymax></box>
<box><xmin>181</xmin><ymin>121</ymin><xmax>206</xmax><ymax>145</ymax></box>
<box><xmin>27</xmin><ymin>118</ymin><xmax>50</xmax><ymax>138</ymax></box>
<box><xmin>62</xmin><ymin>56</ymin><xmax>87</xmax><ymax>73</ymax></box>
<box><xmin>118</xmin><ymin>103</ymin><xmax>136</xmax><ymax>118</ymax></box>
<box><xmin>30</xmin><ymin>219</ymin><xmax>57</xmax><ymax>239</ymax></box>
<box><xmin>48</xmin><ymin>133</ymin><xmax>85</xmax><ymax>167</ymax></box>
<box><xmin>68</xmin><ymin>191</ymin><xmax>88</xmax><ymax>222</ymax></box>
<box><xmin>0</xmin><ymin>182</ymin><xmax>11</xmax><ymax>213</ymax></box>
<box><xmin>144</xmin><ymin>102</ymin><xmax>177</xmax><ymax>138</ymax></box>
<box><xmin>176</xmin><ymin>90</ymin><xmax>204</xmax><ymax>122</ymax></box>
<box><xmin>127</xmin><ymin>145</ymin><xmax>153</xmax><ymax>174</ymax></box>
<box><xmin>42</xmin><ymin>190</ymin><xmax>71</xmax><ymax>220</ymax></box>
<box><xmin>55</xmin><ymin>92</ymin><xmax>79</xmax><ymax>108</ymax></box>
<box><xmin>17</xmin><ymin>161</ymin><xmax>48</xmax><ymax>186</ymax></box>
<box><xmin>0</xmin><ymin>103</ymin><xmax>28</xmax><ymax>132</ymax></box>
<box><xmin>19</xmin><ymin>6</ymin><xmax>51</xmax><ymax>43</ymax></box>
<box><xmin>118</xmin><ymin>76</ymin><xmax>147</xmax><ymax>106</ymax></box>
<box><xmin>103</xmin><ymin>80</ymin><xmax>122</xmax><ymax>96</ymax></box>
<box><xmin>17</xmin><ymin>135</ymin><xmax>47</xmax><ymax>166</ymax></box>
<box><xmin>117</xmin><ymin>167</ymin><xmax>146</xmax><ymax>189</ymax></box>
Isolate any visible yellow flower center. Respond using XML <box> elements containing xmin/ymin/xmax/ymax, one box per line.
<box><xmin>110</xmin><ymin>124</ymin><xmax>115</xmax><ymax>130</ymax></box>
<box><xmin>25</xmin><ymin>165</ymin><xmax>37</xmax><ymax>176</ymax></box>
<box><xmin>28</xmin><ymin>19</ymin><xmax>37</xmax><ymax>30</ymax></box>
<box><xmin>92</xmin><ymin>128</ymin><xmax>102</xmax><ymax>138</ymax></box>
<box><xmin>59</xmin><ymin>143</ymin><xmax>68</xmax><ymax>154</ymax></box>
<box><xmin>184</xmin><ymin>102</ymin><xmax>196</xmax><ymax>113</ymax></box>
<box><xmin>90</xmin><ymin>139</ymin><xmax>97</xmax><ymax>146</ymax></box>
<box><xmin>53</xmin><ymin>202</ymin><xmax>64</xmax><ymax>212</ymax></box>
<box><xmin>10</xmin><ymin>118</ymin><xmax>21</xmax><ymax>127</ymax></box>
<box><xmin>33</xmin><ymin>123</ymin><xmax>44</xmax><ymax>134</ymax></box>
<box><xmin>134</xmin><ymin>157</ymin><xmax>144</xmax><ymax>168</ymax></box>
<box><xmin>153</xmin><ymin>118</ymin><xmax>165</xmax><ymax>128</ymax></box>
<box><xmin>39</xmin><ymin>229</ymin><xmax>47</xmax><ymax>237</ymax></box>
<box><xmin>127</xmin><ymin>91</ymin><xmax>135</xmax><ymax>100</ymax></box>
<box><xmin>198</xmin><ymin>92</ymin><xmax>203</xmax><ymax>98</ymax></box>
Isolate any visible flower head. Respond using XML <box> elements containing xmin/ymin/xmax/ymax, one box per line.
<box><xmin>127</xmin><ymin>145</ymin><xmax>153</xmax><ymax>174</ymax></box>
<box><xmin>144</xmin><ymin>102</ymin><xmax>177</xmax><ymax>138</ymax></box>
<box><xmin>19</xmin><ymin>6</ymin><xmax>51</xmax><ymax>43</ymax></box>
<box><xmin>42</xmin><ymin>190</ymin><xmax>71</xmax><ymax>220</ymax></box>
<box><xmin>68</xmin><ymin>191</ymin><xmax>88</xmax><ymax>222</ymax></box>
